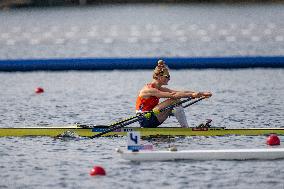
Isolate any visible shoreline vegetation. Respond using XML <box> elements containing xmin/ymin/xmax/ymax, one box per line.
<box><xmin>0</xmin><ymin>0</ymin><xmax>284</xmax><ymax>9</ymax></box>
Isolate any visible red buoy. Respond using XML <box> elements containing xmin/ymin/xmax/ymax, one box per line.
<box><xmin>35</xmin><ymin>87</ymin><xmax>44</xmax><ymax>94</ymax></box>
<box><xmin>90</xmin><ymin>166</ymin><xmax>106</xmax><ymax>176</ymax></box>
<box><xmin>266</xmin><ymin>134</ymin><xmax>280</xmax><ymax>146</ymax></box>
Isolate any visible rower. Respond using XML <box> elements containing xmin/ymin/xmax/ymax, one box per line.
<box><xmin>135</xmin><ymin>59</ymin><xmax>212</xmax><ymax>128</ymax></box>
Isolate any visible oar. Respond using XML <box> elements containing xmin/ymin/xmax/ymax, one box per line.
<box><xmin>182</xmin><ymin>96</ymin><xmax>206</xmax><ymax>109</ymax></box>
<box><xmin>90</xmin><ymin>98</ymin><xmax>193</xmax><ymax>138</ymax></box>
<box><xmin>91</xmin><ymin>96</ymin><xmax>208</xmax><ymax>138</ymax></box>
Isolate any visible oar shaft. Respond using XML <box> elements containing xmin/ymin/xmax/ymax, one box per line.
<box><xmin>91</xmin><ymin>98</ymin><xmax>193</xmax><ymax>138</ymax></box>
<box><xmin>92</xmin><ymin>117</ymin><xmax>141</xmax><ymax>138</ymax></box>
<box><xmin>108</xmin><ymin>115</ymin><xmax>138</xmax><ymax>127</ymax></box>
<box><xmin>183</xmin><ymin>96</ymin><xmax>206</xmax><ymax>109</ymax></box>
<box><xmin>91</xmin><ymin>97</ymin><xmax>207</xmax><ymax>138</ymax></box>
<box><xmin>162</xmin><ymin>98</ymin><xmax>192</xmax><ymax>111</ymax></box>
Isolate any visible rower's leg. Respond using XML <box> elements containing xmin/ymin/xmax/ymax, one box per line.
<box><xmin>153</xmin><ymin>99</ymin><xmax>179</xmax><ymax>124</ymax></box>
<box><xmin>173</xmin><ymin>106</ymin><xmax>189</xmax><ymax>128</ymax></box>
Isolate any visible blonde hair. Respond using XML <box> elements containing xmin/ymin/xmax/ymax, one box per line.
<box><xmin>153</xmin><ymin>60</ymin><xmax>170</xmax><ymax>79</ymax></box>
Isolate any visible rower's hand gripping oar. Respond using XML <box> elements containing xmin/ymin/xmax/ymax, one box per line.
<box><xmin>91</xmin><ymin>97</ymin><xmax>207</xmax><ymax>138</ymax></box>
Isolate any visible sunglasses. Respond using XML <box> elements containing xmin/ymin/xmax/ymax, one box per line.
<box><xmin>163</xmin><ymin>75</ymin><xmax>170</xmax><ymax>79</ymax></box>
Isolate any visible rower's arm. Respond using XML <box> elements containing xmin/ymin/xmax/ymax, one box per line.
<box><xmin>159</xmin><ymin>87</ymin><xmax>180</xmax><ymax>93</ymax></box>
<box><xmin>161</xmin><ymin>87</ymin><xmax>197</xmax><ymax>94</ymax></box>
<box><xmin>163</xmin><ymin>88</ymin><xmax>212</xmax><ymax>98</ymax></box>
<box><xmin>140</xmin><ymin>87</ymin><xmax>212</xmax><ymax>99</ymax></box>
<box><xmin>140</xmin><ymin>87</ymin><xmax>176</xmax><ymax>98</ymax></box>
<box><xmin>160</xmin><ymin>87</ymin><xmax>201</xmax><ymax>98</ymax></box>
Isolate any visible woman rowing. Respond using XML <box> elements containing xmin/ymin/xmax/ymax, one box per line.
<box><xmin>136</xmin><ymin>60</ymin><xmax>212</xmax><ymax>128</ymax></box>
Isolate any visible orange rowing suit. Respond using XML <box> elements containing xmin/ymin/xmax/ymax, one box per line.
<box><xmin>136</xmin><ymin>83</ymin><xmax>161</xmax><ymax>128</ymax></box>
<box><xmin>136</xmin><ymin>83</ymin><xmax>159</xmax><ymax>112</ymax></box>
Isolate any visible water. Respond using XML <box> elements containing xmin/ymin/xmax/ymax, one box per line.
<box><xmin>1</xmin><ymin>3</ymin><xmax>284</xmax><ymax>189</ymax></box>
<box><xmin>0</xmin><ymin>69</ymin><xmax>284</xmax><ymax>188</ymax></box>
<box><xmin>0</xmin><ymin>4</ymin><xmax>284</xmax><ymax>59</ymax></box>
<box><xmin>1</xmin><ymin>136</ymin><xmax>284</xmax><ymax>189</ymax></box>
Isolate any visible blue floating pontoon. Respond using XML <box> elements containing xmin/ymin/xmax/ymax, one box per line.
<box><xmin>0</xmin><ymin>56</ymin><xmax>284</xmax><ymax>71</ymax></box>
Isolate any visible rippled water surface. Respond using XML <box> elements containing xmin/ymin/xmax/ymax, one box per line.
<box><xmin>1</xmin><ymin>3</ymin><xmax>284</xmax><ymax>188</ymax></box>
<box><xmin>0</xmin><ymin>69</ymin><xmax>284</xmax><ymax>188</ymax></box>
<box><xmin>0</xmin><ymin>4</ymin><xmax>284</xmax><ymax>58</ymax></box>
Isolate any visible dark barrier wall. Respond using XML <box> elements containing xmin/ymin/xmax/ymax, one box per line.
<box><xmin>0</xmin><ymin>56</ymin><xmax>284</xmax><ymax>71</ymax></box>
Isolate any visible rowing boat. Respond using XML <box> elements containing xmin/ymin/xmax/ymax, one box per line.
<box><xmin>116</xmin><ymin>148</ymin><xmax>284</xmax><ymax>161</ymax></box>
<box><xmin>1</xmin><ymin>125</ymin><xmax>284</xmax><ymax>137</ymax></box>
<box><xmin>116</xmin><ymin>131</ymin><xmax>284</xmax><ymax>161</ymax></box>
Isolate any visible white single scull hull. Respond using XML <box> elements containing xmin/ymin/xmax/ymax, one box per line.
<box><xmin>117</xmin><ymin>148</ymin><xmax>284</xmax><ymax>161</ymax></box>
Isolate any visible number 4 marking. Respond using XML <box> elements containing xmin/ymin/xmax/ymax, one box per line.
<box><xmin>130</xmin><ymin>133</ymin><xmax>138</xmax><ymax>144</ymax></box>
